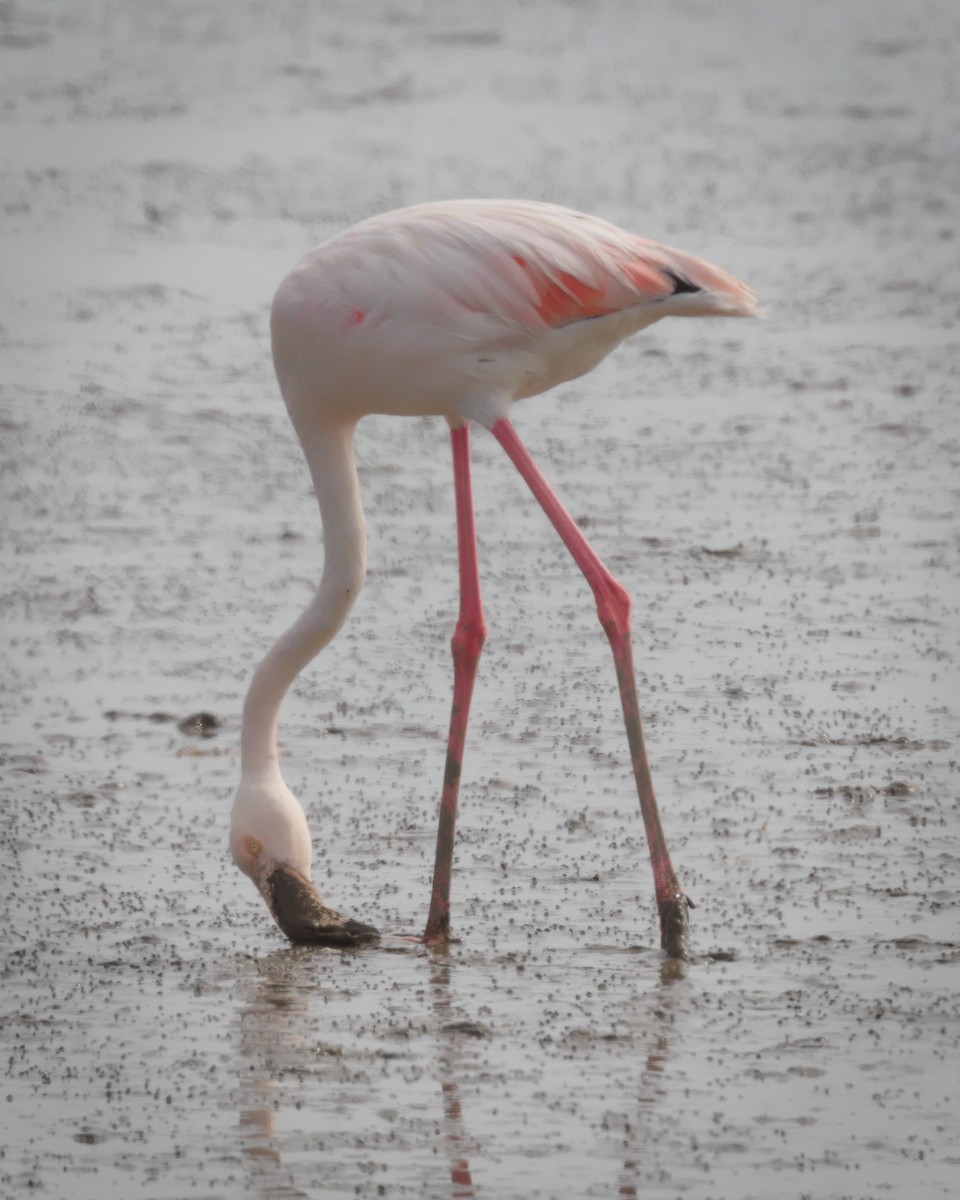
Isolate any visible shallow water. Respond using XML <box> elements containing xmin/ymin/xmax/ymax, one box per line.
<box><xmin>2</xmin><ymin>1</ymin><xmax>959</xmax><ymax>1197</ymax></box>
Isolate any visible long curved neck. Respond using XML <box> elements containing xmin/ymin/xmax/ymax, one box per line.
<box><xmin>241</xmin><ymin>415</ymin><xmax>366</xmax><ymax>776</ymax></box>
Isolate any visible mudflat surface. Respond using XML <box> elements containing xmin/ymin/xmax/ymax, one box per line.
<box><xmin>2</xmin><ymin>2</ymin><xmax>958</xmax><ymax>1198</ymax></box>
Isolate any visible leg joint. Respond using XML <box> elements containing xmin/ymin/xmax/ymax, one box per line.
<box><xmin>594</xmin><ymin>575</ymin><xmax>631</xmax><ymax>641</ymax></box>
<box><xmin>451</xmin><ymin>616</ymin><xmax>487</xmax><ymax>665</ymax></box>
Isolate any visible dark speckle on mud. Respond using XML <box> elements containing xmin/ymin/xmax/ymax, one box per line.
<box><xmin>177</xmin><ymin>711</ymin><xmax>223</xmax><ymax>738</ymax></box>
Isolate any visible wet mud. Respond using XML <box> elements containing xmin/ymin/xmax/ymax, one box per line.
<box><xmin>2</xmin><ymin>1</ymin><xmax>958</xmax><ymax>1197</ymax></box>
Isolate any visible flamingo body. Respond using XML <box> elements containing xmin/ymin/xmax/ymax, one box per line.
<box><xmin>231</xmin><ymin>199</ymin><xmax>758</xmax><ymax>957</ymax></box>
<box><xmin>271</xmin><ymin>199</ymin><xmax>757</xmax><ymax>427</ymax></box>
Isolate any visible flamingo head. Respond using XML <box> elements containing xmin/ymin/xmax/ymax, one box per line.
<box><xmin>230</xmin><ymin>774</ymin><xmax>379</xmax><ymax>948</ymax></box>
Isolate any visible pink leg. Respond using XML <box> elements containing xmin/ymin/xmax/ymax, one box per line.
<box><xmin>491</xmin><ymin>417</ymin><xmax>689</xmax><ymax>959</ymax></box>
<box><xmin>424</xmin><ymin>425</ymin><xmax>487</xmax><ymax>943</ymax></box>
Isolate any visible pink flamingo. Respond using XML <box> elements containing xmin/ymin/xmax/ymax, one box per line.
<box><xmin>229</xmin><ymin>199</ymin><xmax>759</xmax><ymax>959</ymax></box>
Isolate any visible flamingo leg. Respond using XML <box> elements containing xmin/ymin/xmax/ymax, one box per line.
<box><xmin>491</xmin><ymin>417</ymin><xmax>690</xmax><ymax>959</ymax></box>
<box><xmin>424</xmin><ymin>424</ymin><xmax>487</xmax><ymax>943</ymax></box>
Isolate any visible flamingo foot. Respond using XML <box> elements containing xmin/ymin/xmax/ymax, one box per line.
<box><xmin>422</xmin><ymin>914</ymin><xmax>451</xmax><ymax>947</ymax></box>
<box><xmin>659</xmin><ymin>892</ymin><xmax>692</xmax><ymax>961</ymax></box>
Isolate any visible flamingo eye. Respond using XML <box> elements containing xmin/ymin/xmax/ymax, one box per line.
<box><xmin>247</xmin><ymin>839</ymin><xmax>262</xmax><ymax>857</ymax></box>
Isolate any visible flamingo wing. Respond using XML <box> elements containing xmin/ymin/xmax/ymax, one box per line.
<box><xmin>324</xmin><ymin>199</ymin><xmax>758</xmax><ymax>333</ymax></box>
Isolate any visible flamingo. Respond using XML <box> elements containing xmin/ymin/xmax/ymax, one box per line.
<box><xmin>229</xmin><ymin>199</ymin><xmax>759</xmax><ymax>960</ymax></box>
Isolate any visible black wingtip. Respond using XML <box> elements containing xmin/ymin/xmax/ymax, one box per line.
<box><xmin>663</xmin><ymin>269</ymin><xmax>702</xmax><ymax>296</ymax></box>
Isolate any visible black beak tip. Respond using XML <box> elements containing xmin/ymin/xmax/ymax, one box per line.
<box><xmin>328</xmin><ymin>918</ymin><xmax>381</xmax><ymax>948</ymax></box>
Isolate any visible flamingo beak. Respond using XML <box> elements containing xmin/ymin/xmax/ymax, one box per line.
<box><xmin>265</xmin><ymin>865</ymin><xmax>380</xmax><ymax>948</ymax></box>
